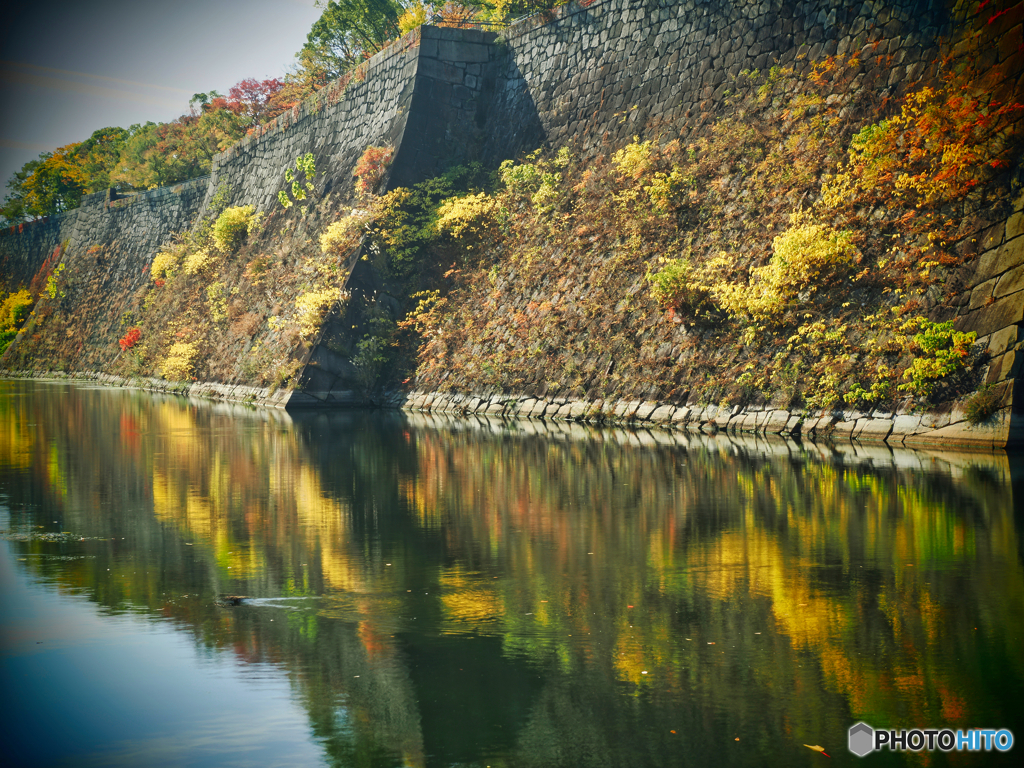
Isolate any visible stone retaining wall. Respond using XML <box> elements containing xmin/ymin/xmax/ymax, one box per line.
<box><xmin>480</xmin><ymin>0</ymin><xmax>954</xmax><ymax>162</ymax></box>
<box><xmin>394</xmin><ymin>383</ymin><xmax>1016</xmax><ymax>448</ymax></box>
<box><xmin>0</xmin><ymin>368</ymin><xmax>293</xmax><ymax>409</ymax></box>
<box><xmin>0</xmin><ymin>209</ymin><xmax>80</xmax><ymax>293</ymax></box>
<box><xmin>3</xmin><ymin>3</ymin><xmax>1024</xmax><ymax>448</ymax></box>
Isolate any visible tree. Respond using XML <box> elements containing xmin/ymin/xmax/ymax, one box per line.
<box><xmin>297</xmin><ymin>0</ymin><xmax>405</xmax><ymax>84</ymax></box>
<box><xmin>226</xmin><ymin>78</ymin><xmax>290</xmax><ymax>126</ymax></box>
<box><xmin>111</xmin><ymin>102</ymin><xmax>249</xmax><ymax>190</ymax></box>
<box><xmin>1</xmin><ymin>159</ymin><xmax>41</xmax><ymax>223</ymax></box>
<box><xmin>75</xmin><ymin>126</ymin><xmax>130</xmax><ymax>192</ymax></box>
<box><xmin>21</xmin><ymin>144</ymin><xmax>89</xmax><ymax>216</ymax></box>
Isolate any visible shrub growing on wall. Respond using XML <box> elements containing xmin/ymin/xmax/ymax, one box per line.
<box><xmin>0</xmin><ymin>289</ymin><xmax>34</xmax><ymax>354</ymax></box>
<box><xmin>212</xmin><ymin>205</ymin><xmax>262</xmax><ymax>251</ymax></box>
<box><xmin>295</xmin><ymin>287</ymin><xmax>345</xmax><ymax>341</ymax></box>
<box><xmin>354</xmin><ymin>145</ymin><xmax>393</xmax><ymax>196</ymax></box>
<box><xmin>159</xmin><ymin>341</ymin><xmax>200</xmax><ymax>381</ymax></box>
<box><xmin>401</xmin><ymin>37</ymin><xmax>1020</xmax><ymax>411</ymax></box>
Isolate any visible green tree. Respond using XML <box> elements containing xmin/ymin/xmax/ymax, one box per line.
<box><xmin>75</xmin><ymin>126</ymin><xmax>130</xmax><ymax>192</ymax></box>
<box><xmin>297</xmin><ymin>0</ymin><xmax>405</xmax><ymax>84</ymax></box>
<box><xmin>1</xmin><ymin>159</ymin><xmax>40</xmax><ymax>223</ymax></box>
<box><xmin>111</xmin><ymin>102</ymin><xmax>248</xmax><ymax>190</ymax></box>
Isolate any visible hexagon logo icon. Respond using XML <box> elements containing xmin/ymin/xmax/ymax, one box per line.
<box><xmin>849</xmin><ymin>722</ymin><xmax>875</xmax><ymax>757</ymax></box>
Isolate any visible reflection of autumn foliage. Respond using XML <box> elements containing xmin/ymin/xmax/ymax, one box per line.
<box><xmin>5</xmin><ymin>385</ymin><xmax>1023</xmax><ymax>765</ymax></box>
<box><xmin>402</xmin><ymin>422</ymin><xmax>1024</xmax><ymax>731</ymax></box>
<box><xmin>3</xmin><ymin>387</ymin><xmax>424</xmax><ymax>766</ymax></box>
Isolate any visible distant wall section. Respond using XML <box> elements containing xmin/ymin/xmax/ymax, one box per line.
<box><xmin>0</xmin><ymin>210</ymin><xmax>79</xmax><ymax>293</ymax></box>
<box><xmin>481</xmin><ymin>0</ymin><xmax>951</xmax><ymax>161</ymax></box>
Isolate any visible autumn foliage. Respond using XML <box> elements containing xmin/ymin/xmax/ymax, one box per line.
<box><xmin>119</xmin><ymin>327</ymin><xmax>142</xmax><ymax>351</ymax></box>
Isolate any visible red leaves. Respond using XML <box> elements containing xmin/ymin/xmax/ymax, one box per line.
<box><xmin>118</xmin><ymin>327</ymin><xmax>141</xmax><ymax>351</ymax></box>
<box><xmin>354</xmin><ymin>145</ymin><xmax>394</xmax><ymax>195</ymax></box>
<box><xmin>226</xmin><ymin>78</ymin><xmax>288</xmax><ymax>126</ymax></box>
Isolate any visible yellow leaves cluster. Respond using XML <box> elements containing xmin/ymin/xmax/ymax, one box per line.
<box><xmin>183</xmin><ymin>247</ymin><xmax>214</xmax><ymax>276</ymax></box>
<box><xmin>295</xmin><ymin>287</ymin><xmax>344</xmax><ymax>341</ymax></box>
<box><xmin>0</xmin><ymin>289</ymin><xmax>34</xmax><ymax>331</ymax></box>
<box><xmin>711</xmin><ymin>213</ymin><xmax>856</xmax><ymax>321</ymax></box>
<box><xmin>211</xmin><ymin>205</ymin><xmax>262</xmax><ymax>252</ymax></box>
<box><xmin>159</xmin><ymin>341</ymin><xmax>200</xmax><ymax>381</ymax></box>
<box><xmin>436</xmin><ymin>192</ymin><xmax>500</xmax><ymax>243</ymax></box>
<box><xmin>206</xmin><ymin>282</ymin><xmax>228</xmax><ymax>323</ymax></box>
<box><xmin>150</xmin><ymin>248</ymin><xmax>181</xmax><ymax>281</ymax></box>
<box><xmin>320</xmin><ymin>211</ymin><xmax>370</xmax><ymax>255</ymax></box>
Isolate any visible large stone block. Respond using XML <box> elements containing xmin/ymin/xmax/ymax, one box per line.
<box><xmin>994</xmin><ymin>263</ymin><xmax>1024</xmax><ymax>298</ymax></box>
<box><xmin>417</xmin><ymin>56</ymin><xmax>465</xmax><ymax>84</ymax></box>
<box><xmin>762</xmin><ymin>410</ymin><xmax>791</xmax><ymax>433</ymax></box>
<box><xmin>956</xmin><ymin>293</ymin><xmax>1024</xmax><ymax>336</ymax></box>
<box><xmin>437</xmin><ymin>40</ymin><xmax>492</xmax><ymax>63</ymax></box>
<box><xmin>905</xmin><ymin>410</ymin><xmax>1013</xmax><ymax>447</ymax></box>
<box><xmin>854</xmin><ymin>417</ymin><xmax>893</xmax><ymax>441</ymax></box>
<box><xmin>974</xmin><ymin>236</ymin><xmax>1024</xmax><ymax>284</ymax></box>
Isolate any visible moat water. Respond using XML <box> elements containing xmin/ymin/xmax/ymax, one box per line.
<box><xmin>2</xmin><ymin>379</ymin><xmax>1023</xmax><ymax>767</ymax></box>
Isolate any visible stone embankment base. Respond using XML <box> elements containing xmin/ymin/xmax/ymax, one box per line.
<box><xmin>0</xmin><ymin>369</ymin><xmax>294</xmax><ymax>409</ymax></box>
<box><xmin>396</xmin><ymin>389</ymin><xmax>1021</xmax><ymax>449</ymax></box>
<box><xmin>401</xmin><ymin>410</ymin><xmax>1014</xmax><ymax>482</ymax></box>
<box><xmin>3</xmin><ymin>371</ymin><xmax>1018</xmax><ymax>449</ymax></box>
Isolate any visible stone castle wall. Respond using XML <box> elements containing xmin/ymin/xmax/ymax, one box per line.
<box><xmin>480</xmin><ymin>0</ymin><xmax>953</xmax><ymax>160</ymax></box>
<box><xmin>3</xmin><ymin>1</ymin><xmax>1024</xmax><ymax>447</ymax></box>
<box><xmin>409</xmin><ymin>0</ymin><xmax>1024</xmax><ymax>448</ymax></box>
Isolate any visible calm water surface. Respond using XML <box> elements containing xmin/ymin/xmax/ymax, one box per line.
<box><xmin>1</xmin><ymin>380</ymin><xmax>1023</xmax><ymax>767</ymax></box>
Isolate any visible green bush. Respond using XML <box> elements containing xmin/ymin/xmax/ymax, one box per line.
<box><xmin>898</xmin><ymin>319</ymin><xmax>976</xmax><ymax>397</ymax></box>
<box><xmin>647</xmin><ymin>257</ymin><xmax>705</xmax><ymax>311</ymax></box>
<box><xmin>0</xmin><ymin>328</ymin><xmax>18</xmax><ymax>355</ymax></box>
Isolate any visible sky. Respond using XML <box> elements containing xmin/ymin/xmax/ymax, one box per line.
<box><xmin>0</xmin><ymin>0</ymin><xmax>324</xmax><ymax>196</ymax></box>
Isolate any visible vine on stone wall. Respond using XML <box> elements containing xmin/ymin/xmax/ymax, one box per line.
<box><xmin>397</xmin><ymin>38</ymin><xmax>1022</xmax><ymax>412</ymax></box>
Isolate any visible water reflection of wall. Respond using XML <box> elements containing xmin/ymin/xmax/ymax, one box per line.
<box><xmin>3</xmin><ymin>383</ymin><xmax>1023</xmax><ymax>767</ymax></box>
<box><xmin>400</xmin><ymin>412</ymin><xmax>1024</xmax><ymax>757</ymax></box>
<box><xmin>0</xmin><ymin>383</ymin><xmax>426</xmax><ymax>767</ymax></box>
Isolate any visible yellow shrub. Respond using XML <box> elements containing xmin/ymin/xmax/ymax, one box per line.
<box><xmin>183</xmin><ymin>247</ymin><xmax>214</xmax><ymax>276</ymax></box>
<box><xmin>612</xmin><ymin>138</ymin><xmax>654</xmax><ymax>180</ymax></box>
<box><xmin>713</xmin><ymin>213</ymin><xmax>856</xmax><ymax>320</ymax></box>
<box><xmin>320</xmin><ymin>212</ymin><xmax>370</xmax><ymax>255</ymax></box>
<box><xmin>0</xmin><ymin>289</ymin><xmax>34</xmax><ymax>331</ymax></box>
<box><xmin>295</xmin><ymin>287</ymin><xmax>344</xmax><ymax>341</ymax></box>
<box><xmin>436</xmin><ymin>193</ymin><xmax>499</xmax><ymax>242</ymax></box>
<box><xmin>150</xmin><ymin>248</ymin><xmax>180</xmax><ymax>280</ymax></box>
<box><xmin>212</xmin><ymin>205</ymin><xmax>262</xmax><ymax>251</ymax></box>
<box><xmin>206</xmin><ymin>282</ymin><xmax>228</xmax><ymax>322</ymax></box>
<box><xmin>644</xmin><ymin>167</ymin><xmax>688</xmax><ymax>214</ymax></box>
<box><xmin>159</xmin><ymin>341</ymin><xmax>200</xmax><ymax>381</ymax></box>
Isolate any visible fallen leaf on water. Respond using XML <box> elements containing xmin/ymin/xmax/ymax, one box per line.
<box><xmin>804</xmin><ymin>744</ymin><xmax>830</xmax><ymax>757</ymax></box>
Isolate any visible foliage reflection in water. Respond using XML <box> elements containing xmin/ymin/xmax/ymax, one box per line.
<box><xmin>1</xmin><ymin>380</ymin><xmax>1022</xmax><ymax>767</ymax></box>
